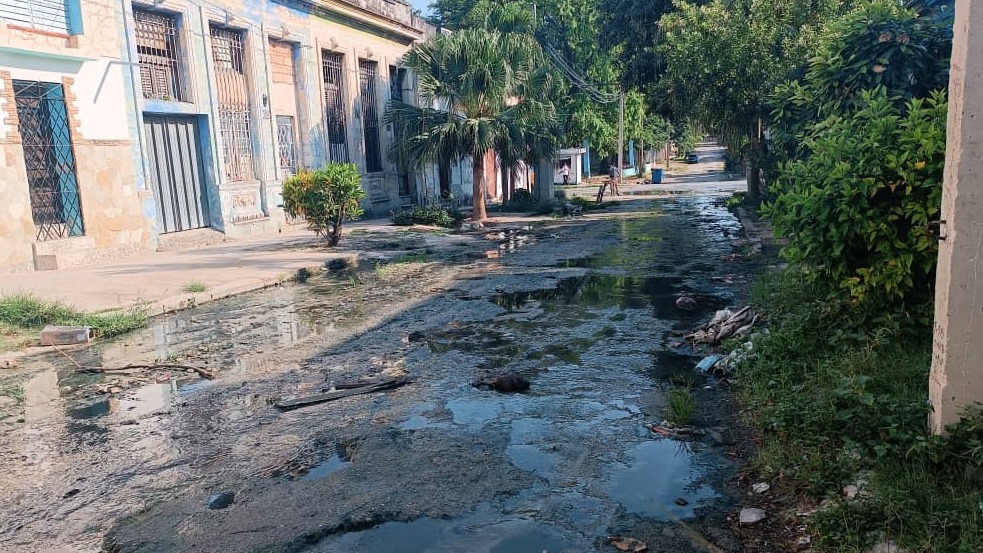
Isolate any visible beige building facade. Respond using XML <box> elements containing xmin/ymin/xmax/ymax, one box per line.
<box><xmin>1</xmin><ymin>0</ymin><xmax>476</xmax><ymax>274</ymax></box>
<box><xmin>0</xmin><ymin>0</ymin><xmax>153</xmax><ymax>273</ymax></box>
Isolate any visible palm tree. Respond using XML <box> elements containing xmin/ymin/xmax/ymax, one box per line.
<box><xmin>386</xmin><ymin>28</ymin><xmax>557</xmax><ymax>221</ymax></box>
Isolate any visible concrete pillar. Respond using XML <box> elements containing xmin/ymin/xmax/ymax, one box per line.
<box><xmin>929</xmin><ymin>0</ymin><xmax>983</xmax><ymax>434</ymax></box>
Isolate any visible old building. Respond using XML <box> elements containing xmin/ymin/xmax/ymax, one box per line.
<box><xmin>0</xmin><ymin>0</ymin><xmax>153</xmax><ymax>272</ymax></box>
<box><xmin>1</xmin><ymin>0</ymin><xmax>476</xmax><ymax>274</ymax></box>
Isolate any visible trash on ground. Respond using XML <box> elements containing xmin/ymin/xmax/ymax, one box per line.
<box><xmin>40</xmin><ymin>325</ymin><xmax>92</xmax><ymax>346</ymax></box>
<box><xmin>275</xmin><ymin>377</ymin><xmax>411</xmax><ymax>411</ymax></box>
<box><xmin>696</xmin><ymin>355</ymin><xmax>722</xmax><ymax>372</ymax></box>
<box><xmin>751</xmin><ymin>482</ymin><xmax>770</xmax><ymax>494</ymax></box>
<box><xmin>647</xmin><ymin>421</ymin><xmax>705</xmax><ymax>439</ymax></box>
<box><xmin>608</xmin><ymin>535</ymin><xmax>648</xmax><ymax>552</ymax></box>
<box><xmin>685</xmin><ymin>306</ymin><xmax>760</xmax><ymax>345</ymax></box>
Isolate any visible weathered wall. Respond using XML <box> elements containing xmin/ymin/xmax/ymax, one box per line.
<box><xmin>930</xmin><ymin>0</ymin><xmax>983</xmax><ymax>433</ymax></box>
<box><xmin>0</xmin><ymin>0</ymin><xmax>152</xmax><ymax>273</ymax></box>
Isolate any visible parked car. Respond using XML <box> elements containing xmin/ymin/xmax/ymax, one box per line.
<box><xmin>686</xmin><ymin>153</ymin><xmax>700</xmax><ymax>164</ymax></box>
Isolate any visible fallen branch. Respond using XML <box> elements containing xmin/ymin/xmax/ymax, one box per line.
<box><xmin>76</xmin><ymin>363</ymin><xmax>217</xmax><ymax>380</ymax></box>
<box><xmin>275</xmin><ymin>378</ymin><xmax>411</xmax><ymax>411</ymax></box>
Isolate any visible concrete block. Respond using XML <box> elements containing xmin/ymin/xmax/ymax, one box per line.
<box><xmin>40</xmin><ymin>325</ymin><xmax>92</xmax><ymax>346</ymax></box>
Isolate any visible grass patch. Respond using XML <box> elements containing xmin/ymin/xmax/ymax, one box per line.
<box><xmin>0</xmin><ymin>383</ymin><xmax>25</xmax><ymax>403</ymax></box>
<box><xmin>0</xmin><ymin>294</ymin><xmax>148</xmax><ymax>345</ymax></box>
<box><xmin>666</xmin><ymin>387</ymin><xmax>696</xmax><ymax>425</ymax></box>
<box><xmin>737</xmin><ymin>271</ymin><xmax>983</xmax><ymax>551</ymax></box>
<box><xmin>181</xmin><ymin>281</ymin><xmax>207</xmax><ymax>293</ymax></box>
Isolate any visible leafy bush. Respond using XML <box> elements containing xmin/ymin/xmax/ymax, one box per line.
<box><xmin>503</xmin><ymin>189</ymin><xmax>537</xmax><ymax>212</ymax></box>
<box><xmin>282</xmin><ymin>163</ymin><xmax>366</xmax><ymax>246</ymax></box>
<box><xmin>764</xmin><ymin>88</ymin><xmax>946</xmax><ymax>311</ymax></box>
<box><xmin>738</xmin><ymin>271</ymin><xmax>983</xmax><ymax>551</ymax></box>
<box><xmin>391</xmin><ymin>205</ymin><xmax>461</xmax><ymax>227</ymax></box>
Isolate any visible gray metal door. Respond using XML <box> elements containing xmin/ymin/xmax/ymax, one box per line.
<box><xmin>143</xmin><ymin>115</ymin><xmax>210</xmax><ymax>233</ymax></box>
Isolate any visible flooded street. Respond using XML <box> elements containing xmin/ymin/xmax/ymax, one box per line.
<box><xmin>0</xmin><ymin>197</ymin><xmax>763</xmax><ymax>553</ymax></box>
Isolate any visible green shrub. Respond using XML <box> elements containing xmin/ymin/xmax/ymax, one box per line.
<box><xmin>666</xmin><ymin>388</ymin><xmax>696</xmax><ymax>425</ymax></box>
<box><xmin>764</xmin><ymin>88</ymin><xmax>946</xmax><ymax>313</ymax></box>
<box><xmin>282</xmin><ymin>163</ymin><xmax>366</xmax><ymax>246</ymax></box>
<box><xmin>503</xmin><ymin>189</ymin><xmax>537</xmax><ymax>212</ymax></box>
<box><xmin>391</xmin><ymin>205</ymin><xmax>461</xmax><ymax>227</ymax></box>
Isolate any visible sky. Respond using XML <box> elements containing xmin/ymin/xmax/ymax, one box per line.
<box><xmin>408</xmin><ymin>0</ymin><xmax>432</xmax><ymax>16</ymax></box>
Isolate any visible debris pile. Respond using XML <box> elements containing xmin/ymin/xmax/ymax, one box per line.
<box><xmin>473</xmin><ymin>370</ymin><xmax>530</xmax><ymax>393</ymax></box>
<box><xmin>685</xmin><ymin>306</ymin><xmax>760</xmax><ymax>345</ymax></box>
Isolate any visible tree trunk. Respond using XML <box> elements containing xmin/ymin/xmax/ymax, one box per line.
<box><xmin>472</xmin><ymin>153</ymin><xmax>488</xmax><ymax>221</ymax></box>
<box><xmin>747</xmin><ymin>157</ymin><xmax>762</xmax><ymax>205</ymax></box>
<box><xmin>503</xmin><ymin>168</ymin><xmax>512</xmax><ymax>204</ymax></box>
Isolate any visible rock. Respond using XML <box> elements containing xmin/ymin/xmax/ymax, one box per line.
<box><xmin>674</xmin><ymin>497</ymin><xmax>689</xmax><ymax>506</ymax></box>
<box><xmin>205</xmin><ymin>492</ymin><xmax>235</xmax><ymax>510</ymax></box>
<box><xmin>797</xmin><ymin>536</ymin><xmax>812</xmax><ymax>549</ymax></box>
<box><xmin>460</xmin><ymin>221</ymin><xmax>485</xmax><ymax>232</ymax></box>
<box><xmin>868</xmin><ymin>541</ymin><xmax>907</xmax><ymax>553</ymax></box>
<box><xmin>752</xmin><ymin>482</ymin><xmax>770</xmax><ymax>494</ymax></box>
<box><xmin>706</xmin><ymin>428</ymin><xmax>735</xmax><ymax>446</ymax></box>
<box><xmin>739</xmin><ymin>507</ymin><xmax>767</xmax><ymax>525</ymax></box>
<box><xmin>473</xmin><ymin>371</ymin><xmax>530</xmax><ymax>393</ymax></box>
<box><xmin>675</xmin><ymin>296</ymin><xmax>698</xmax><ymax>311</ymax></box>
<box><xmin>843</xmin><ymin>484</ymin><xmax>859</xmax><ymax>499</ymax></box>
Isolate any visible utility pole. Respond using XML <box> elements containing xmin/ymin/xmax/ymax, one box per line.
<box><xmin>617</xmin><ymin>89</ymin><xmax>624</xmax><ymax>190</ymax></box>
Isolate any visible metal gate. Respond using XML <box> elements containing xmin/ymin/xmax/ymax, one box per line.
<box><xmin>13</xmin><ymin>80</ymin><xmax>85</xmax><ymax>241</ymax></box>
<box><xmin>210</xmin><ymin>25</ymin><xmax>255</xmax><ymax>181</ymax></box>
<box><xmin>359</xmin><ymin>60</ymin><xmax>382</xmax><ymax>172</ymax></box>
<box><xmin>322</xmin><ymin>51</ymin><xmax>349</xmax><ymax>163</ymax></box>
<box><xmin>143</xmin><ymin>115</ymin><xmax>210</xmax><ymax>233</ymax></box>
<box><xmin>276</xmin><ymin>115</ymin><xmax>297</xmax><ymax>177</ymax></box>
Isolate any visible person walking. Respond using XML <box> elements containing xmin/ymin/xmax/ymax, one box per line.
<box><xmin>607</xmin><ymin>164</ymin><xmax>621</xmax><ymax>196</ymax></box>
<box><xmin>560</xmin><ymin>163</ymin><xmax>570</xmax><ymax>186</ymax></box>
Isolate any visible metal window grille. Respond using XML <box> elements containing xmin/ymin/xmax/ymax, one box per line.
<box><xmin>210</xmin><ymin>25</ymin><xmax>255</xmax><ymax>181</ymax></box>
<box><xmin>322</xmin><ymin>51</ymin><xmax>349</xmax><ymax>163</ymax></box>
<box><xmin>133</xmin><ymin>9</ymin><xmax>185</xmax><ymax>102</ymax></box>
<box><xmin>359</xmin><ymin>60</ymin><xmax>382</xmax><ymax>173</ymax></box>
<box><xmin>13</xmin><ymin>80</ymin><xmax>85</xmax><ymax>241</ymax></box>
<box><xmin>0</xmin><ymin>0</ymin><xmax>68</xmax><ymax>33</ymax></box>
<box><xmin>276</xmin><ymin>115</ymin><xmax>297</xmax><ymax>177</ymax></box>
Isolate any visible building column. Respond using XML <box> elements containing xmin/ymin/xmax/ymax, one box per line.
<box><xmin>929</xmin><ymin>0</ymin><xmax>983</xmax><ymax>433</ymax></box>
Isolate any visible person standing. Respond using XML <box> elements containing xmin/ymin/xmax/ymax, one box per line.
<box><xmin>560</xmin><ymin>163</ymin><xmax>570</xmax><ymax>186</ymax></box>
<box><xmin>608</xmin><ymin>164</ymin><xmax>621</xmax><ymax>196</ymax></box>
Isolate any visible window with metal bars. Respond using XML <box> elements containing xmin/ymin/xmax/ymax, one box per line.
<box><xmin>0</xmin><ymin>0</ymin><xmax>82</xmax><ymax>35</ymax></box>
<box><xmin>133</xmin><ymin>8</ymin><xmax>185</xmax><ymax>102</ymax></box>
<box><xmin>210</xmin><ymin>25</ymin><xmax>255</xmax><ymax>182</ymax></box>
<box><xmin>276</xmin><ymin>115</ymin><xmax>297</xmax><ymax>177</ymax></box>
<box><xmin>322</xmin><ymin>51</ymin><xmax>349</xmax><ymax>163</ymax></box>
<box><xmin>13</xmin><ymin>80</ymin><xmax>85</xmax><ymax>241</ymax></box>
<box><xmin>359</xmin><ymin>60</ymin><xmax>382</xmax><ymax>173</ymax></box>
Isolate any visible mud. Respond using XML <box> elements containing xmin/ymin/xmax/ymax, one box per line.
<box><xmin>0</xmin><ymin>195</ymin><xmax>769</xmax><ymax>553</ymax></box>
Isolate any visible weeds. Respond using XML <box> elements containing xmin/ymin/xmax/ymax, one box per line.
<box><xmin>0</xmin><ymin>383</ymin><xmax>25</xmax><ymax>403</ymax></box>
<box><xmin>181</xmin><ymin>281</ymin><xmax>207</xmax><ymax>293</ymax></box>
<box><xmin>0</xmin><ymin>294</ymin><xmax>147</xmax><ymax>341</ymax></box>
<box><xmin>666</xmin><ymin>387</ymin><xmax>696</xmax><ymax>425</ymax></box>
<box><xmin>737</xmin><ymin>270</ymin><xmax>983</xmax><ymax>551</ymax></box>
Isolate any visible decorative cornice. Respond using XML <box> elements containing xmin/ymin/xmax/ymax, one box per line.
<box><xmin>271</xmin><ymin>0</ymin><xmax>427</xmax><ymax>45</ymax></box>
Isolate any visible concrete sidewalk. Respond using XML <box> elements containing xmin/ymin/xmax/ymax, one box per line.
<box><xmin>0</xmin><ymin>225</ymin><xmax>362</xmax><ymax>315</ymax></box>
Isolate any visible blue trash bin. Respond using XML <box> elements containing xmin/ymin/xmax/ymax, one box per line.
<box><xmin>652</xmin><ymin>168</ymin><xmax>664</xmax><ymax>184</ymax></box>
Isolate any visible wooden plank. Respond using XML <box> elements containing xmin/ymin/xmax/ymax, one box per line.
<box><xmin>275</xmin><ymin>378</ymin><xmax>411</xmax><ymax>411</ymax></box>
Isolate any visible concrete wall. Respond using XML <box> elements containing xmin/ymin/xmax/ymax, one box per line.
<box><xmin>0</xmin><ymin>0</ymin><xmax>153</xmax><ymax>273</ymax></box>
<box><xmin>929</xmin><ymin>0</ymin><xmax>983</xmax><ymax>433</ymax></box>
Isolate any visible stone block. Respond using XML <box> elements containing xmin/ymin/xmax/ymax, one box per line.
<box><xmin>40</xmin><ymin>325</ymin><xmax>92</xmax><ymax>346</ymax></box>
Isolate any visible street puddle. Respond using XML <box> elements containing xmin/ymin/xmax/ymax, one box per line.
<box><xmin>605</xmin><ymin>440</ymin><xmax>719</xmax><ymax>520</ymax></box>
<box><xmin>300</xmin><ymin>454</ymin><xmax>351</xmax><ymax>481</ymax></box>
